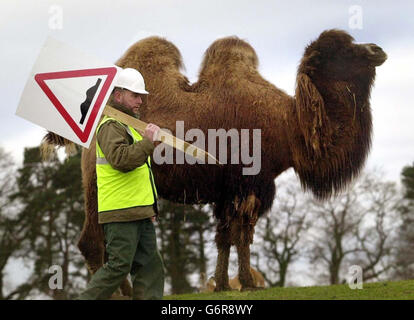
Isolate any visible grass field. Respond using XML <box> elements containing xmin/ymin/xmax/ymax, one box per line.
<box><xmin>164</xmin><ymin>280</ymin><xmax>414</xmax><ymax>300</ymax></box>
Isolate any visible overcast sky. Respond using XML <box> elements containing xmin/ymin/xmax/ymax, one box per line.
<box><xmin>1</xmin><ymin>0</ymin><xmax>413</xmax><ymax>185</ymax></box>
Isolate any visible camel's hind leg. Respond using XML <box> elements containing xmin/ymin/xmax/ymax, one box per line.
<box><xmin>235</xmin><ymin>239</ymin><xmax>256</xmax><ymax>290</ymax></box>
<box><xmin>77</xmin><ymin>174</ymin><xmax>106</xmax><ymax>275</ymax></box>
<box><xmin>214</xmin><ymin>207</ymin><xmax>232</xmax><ymax>292</ymax></box>
<box><xmin>234</xmin><ymin>193</ymin><xmax>260</xmax><ymax>291</ymax></box>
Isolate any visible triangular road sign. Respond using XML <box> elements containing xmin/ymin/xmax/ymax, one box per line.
<box><xmin>34</xmin><ymin>67</ymin><xmax>117</xmax><ymax>143</ymax></box>
<box><xmin>16</xmin><ymin>37</ymin><xmax>119</xmax><ymax>148</ymax></box>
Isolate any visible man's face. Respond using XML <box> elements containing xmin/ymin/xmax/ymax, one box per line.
<box><xmin>114</xmin><ymin>89</ymin><xmax>144</xmax><ymax>115</ymax></box>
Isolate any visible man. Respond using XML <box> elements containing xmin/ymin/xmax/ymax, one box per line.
<box><xmin>77</xmin><ymin>68</ymin><xmax>164</xmax><ymax>300</ymax></box>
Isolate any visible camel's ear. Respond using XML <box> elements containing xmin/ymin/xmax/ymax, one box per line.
<box><xmin>295</xmin><ymin>73</ymin><xmax>333</xmax><ymax>158</ymax></box>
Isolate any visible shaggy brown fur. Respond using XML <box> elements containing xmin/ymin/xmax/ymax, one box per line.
<box><xmin>42</xmin><ymin>29</ymin><xmax>386</xmax><ymax>294</ymax></box>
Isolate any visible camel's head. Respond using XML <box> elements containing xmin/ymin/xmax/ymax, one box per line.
<box><xmin>299</xmin><ymin>29</ymin><xmax>387</xmax><ymax>81</ymax></box>
<box><xmin>294</xmin><ymin>30</ymin><xmax>386</xmax><ymax>200</ymax></box>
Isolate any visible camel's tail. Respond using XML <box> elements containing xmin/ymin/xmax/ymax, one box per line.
<box><xmin>40</xmin><ymin>131</ymin><xmax>77</xmax><ymax>161</ymax></box>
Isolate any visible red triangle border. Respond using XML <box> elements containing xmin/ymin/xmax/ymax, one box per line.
<box><xmin>34</xmin><ymin>67</ymin><xmax>117</xmax><ymax>143</ymax></box>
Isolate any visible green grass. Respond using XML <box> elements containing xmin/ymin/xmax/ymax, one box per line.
<box><xmin>164</xmin><ymin>280</ymin><xmax>414</xmax><ymax>300</ymax></box>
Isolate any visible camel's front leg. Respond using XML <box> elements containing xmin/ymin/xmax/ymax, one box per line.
<box><xmin>235</xmin><ymin>194</ymin><xmax>260</xmax><ymax>291</ymax></box>
<box><xmin>214</xmin><ymin>217</ymin><xmax>232</xmax><ymax>291</ymax></box>
<box><xmin>235</xmin><ymin>236</ymin><xmax>255</xmax><ymax>290</ymax></box>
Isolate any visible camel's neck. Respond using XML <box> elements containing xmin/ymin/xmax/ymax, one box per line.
<box><xmin>291</xmin><ymin>71</ymin><xmax>375</xmax><ymax>199</ymax></box>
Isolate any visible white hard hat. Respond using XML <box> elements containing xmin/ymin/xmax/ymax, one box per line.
<box><xmin>114</xmin><ymin>68</ymin><xmax>149</xmax><ymax>94</ymax></box>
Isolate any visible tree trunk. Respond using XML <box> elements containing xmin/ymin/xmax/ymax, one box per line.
<box><xmin>169</xmin><ymin>210</ymin><xmax>192</xmax><ymax>294</ymax></box>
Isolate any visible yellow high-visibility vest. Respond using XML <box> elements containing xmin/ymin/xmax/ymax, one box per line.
<box><xmin>96</xmin><ymin>116</ymin><xmax>157</xmax><ymax>213</ymax></box>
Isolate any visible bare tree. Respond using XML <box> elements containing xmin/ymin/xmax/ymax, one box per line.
<box><xmin>350</xmin><ymin>174</ymin><xmax>399</xmax><ymax>281</ymax></box>
<box><xmin>308</xmin><ymin>188</ymin><xmax>363</xmax><ymax>285</ymax></box>
<box><xmin>392</xmin><ymin>163</ymin><xmax>414</xmax><ymax>280</ymax></box>
<box><xmin>308</xmin><ymin>170</ymin><xmax>399</xmax><ymax>285</ymax></box>
<box><xmin>252</xmin><ymin>175</ymin><xmax>312</xmax><ymax>287</ymax></box>
<box><xmin>0</xmin><ymin>147</ymin><xmax>23</xmax><ymax>300</ymax></box>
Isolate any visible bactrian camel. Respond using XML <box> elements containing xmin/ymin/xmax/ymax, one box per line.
<box><xmin>43</xmin><ymin>29</ymin><xmax>387</xmax><ymax>293</ymax></box>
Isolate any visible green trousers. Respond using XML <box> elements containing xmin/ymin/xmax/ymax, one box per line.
<box><xmin>77</xmin><ymin>218</ymin><xmax>164</xmax><ymax>300</ymax></box>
